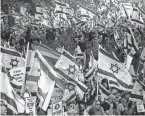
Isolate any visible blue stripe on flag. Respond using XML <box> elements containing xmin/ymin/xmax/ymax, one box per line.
<box><xmin>130</xmin><ymin>94</ymin><xmax>143</xmax><ymax>100</ymax></box>
<box><xmin>1</xmin><ymin>48</ymin><xmax>21</xmax><ymax>57</ymax></box>
<box><xmin>100</xmin><ymin>48</ymin><xmax>120</xmax><ymax>62</ymax></box>
<box><xmin>98</xmin><ymin>68</ymin><xmax>133</xmax><ymax>89</ymax></box>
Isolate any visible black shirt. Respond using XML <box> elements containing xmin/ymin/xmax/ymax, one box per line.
<box><xmin>101</xmin><ymin>101</ymin><xmax>110</xmax><ymax>111</ymax></box>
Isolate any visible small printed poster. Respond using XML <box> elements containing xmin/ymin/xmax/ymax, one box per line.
<box><xmin>52</xmin><ymin>101</ymin><xmax>63</xmax><ymax>116</ymax></box>
<box><xmin>25</xmin><ymin>97</ymin><xmax>36</xmax><ymax>115</ymax></box>
<box><xmin>137</xmin><ymin>102</ymin><xmax>145</xmax><ymax>113</ymax></box>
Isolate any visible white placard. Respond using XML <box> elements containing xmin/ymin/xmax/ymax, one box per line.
<box><xmin>9</xmin><ymin>67</ymin><xmax>25</xmax><ymax>83</ymax></box>
<box><xmin>137</xmin><ymin>102</ymin><xmax>145</xmax><ymax>113</ymax></box>
<box><xmin>25</xmin><ymin>97</ymin><xmax>36</xmax><ymax>115</ymax></box>
<box><xmin>51</xmin><ymin>87</ymin><xmax>64</xmax><ymax>104</ymax></box>
<box><xmin>52</xmin><ymin>101</ymin><xmax>63</xmax><ymax>116</ymax></box>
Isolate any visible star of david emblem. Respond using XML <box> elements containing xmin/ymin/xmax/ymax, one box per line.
<box><xmin>67</xmin><ymin>65</ymin><xmax>77</xmax><ymax>75</ymax></box>
<box><xmin>110</xmin><ymin>63</ymin><xmax>120</xmax><ymax>74</ymax></box>
<box><xmin>10</xmin><ymin>58</ymin><xmax>19</xmax><ymax>68</ymax></box>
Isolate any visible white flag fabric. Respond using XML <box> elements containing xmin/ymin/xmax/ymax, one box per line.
<box><xmin>26</xmin><ymin>42</ymin><xmax>65</xmax><ymax>92</ymax></box>
<box><xmin>36</xmin><ymin>50</ymin><xmax>56</xmax><ymax>111</ymax></box>
<box><xmin>1</xmin><ymin>46</ymin><xmax>25</xmax><ymax>91</ymax></box>
<box><xmin>98</xmin><ymin>46</ymin><xmax>133</xmax><ymax>91</ymax></box>
<box><xmin>55</xmin><ymin>51</ymin><xmax>88</xmax><ymax>92</ymax></box>
<box><xmin>55</xmin><ymin>51</ymin><xmax>80</xmax><ymax>80</ymax></box>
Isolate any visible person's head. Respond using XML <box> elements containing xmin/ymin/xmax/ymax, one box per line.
<box><xmin>27</xmin><ymin>27</ymin><xmax>31</xmax><ymax>32</ymax></box>
<box><xmin>113</xmin><ymin>96</ymin><xmax>117</xmax><ymax>103</ymax></box>
<box><xmin>108</xmin><ymin>94</ymin><xmax>116</xmax><ymax>103</ymax></box>
<box><xmin>96</xmin><ymin>95</ymin><xmax>102</xmax><ymax>102</ymax></box>
<box><xmin>112</xmin><ymin>88</ymin><xmax>118</xmax><ymax>95</ymax></box>
<box><xmin>121</xmin><ymin>98</ymin><xmax>128</xmax><ymax>107</ymax></box>
<box><xmin>76</xmin><ymin>58</ymin><xmax>81</xmax><ymax>64</ymax></box>
<box><xmin>93</xmin><ymin>100</ymin><xmax>101</xmax><ymax>109</ymax></box>
<box><xmin>114</xmin><ymin>93</ymin><xmax>119</xmax><ymax>100</ymax></box>
<box><xmin>34</xmin><ymin>27</ymin><xmax>37</xmax><ymax>31</ymax></box>
<box><xmin>124</xmin><ymin>92</ymin><xmax>130</xmax><ymax>99</ymax></box>
<box><xmin>101</xmin><ymin>79</ymin><xmax>108</xmax><ymax>88</ymax></box>
<box><xmin>79</xmin><ymin>102</ymin><xmax>85</xmax><ymax>110</ymax></box>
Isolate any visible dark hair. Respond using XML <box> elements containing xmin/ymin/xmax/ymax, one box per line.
<box><xmin>88</xmin><ymin>108</ymin><xmax>95</xmax><ymax>115</ymax></box>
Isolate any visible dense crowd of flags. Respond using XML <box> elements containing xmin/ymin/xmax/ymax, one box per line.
<box><xmin>1</xmin><ymin>40</ymin><xmax>145</xmax><ymax>114</ymax></box>
<box><xmin>1</xmin><ymin>0</ymin><xmax>145</xmax><ymax>115</ymax></box>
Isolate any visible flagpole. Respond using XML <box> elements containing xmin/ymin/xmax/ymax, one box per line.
<box><xmin>143</xmin><ymin>63</ymin><xmax>145</xmax><ymax>82</ymax></box>
<box><xmin>21</xmin><ymin>42</ymin><xmax>29</xmax><ymax>95</ymax></box>
<box><xmin>95</xmin><ymin>65</ymin><xmax>99</xmax><ymax>100</ymax></box>
<box><xmin>97</xmin><ymin>69</ymin><xmax>99</xmax><ymax>100</ymax></box>
<box><xmin>97</xmin><ymin>45</ymin><xmax>101</xmax><ymax>100</ymax></box>
<box><xmin>136</xmin><ymin>48</ymin><xmax>144</xmax><ymax>75</ymax></box>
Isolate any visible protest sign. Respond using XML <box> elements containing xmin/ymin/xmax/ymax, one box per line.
<box><xmin>25</xmin><ymin>97</ymin><xmax>36</xmax><ymax>115</ymax></box>
<box><xmin>9</xmin><ymin>67</ymin><xmax>25</xmax><ymax>83</ymax></box>
<box><xmin>137</xmin><ymin>102</ymin><xmax>145</xmax><ymax>113</ymax></box>
<box><xmin>52</xmin><ymin>101</ymin><xmax>63</xmax><ymax>116</ymax></box>
<box><xmin>51</xmin><ymin>87</ymin><xmax>64</xmax><ymax>104</ymax></box>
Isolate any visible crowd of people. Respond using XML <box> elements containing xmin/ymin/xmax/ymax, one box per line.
<box><xmin>1</xmin><ymin>0</ymin><xmax>145</xmax><ymax>116</ymax></box>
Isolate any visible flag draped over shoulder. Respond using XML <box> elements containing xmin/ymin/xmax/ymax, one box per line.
<box><xmin>1</xmin><ymin>46</ymin><xmax>25</xmax><ymax>92</ymax></box>
<box><xmin>98</xmin><ymin>46</ymin><xmax>133</xmax><ymax>91</ymax></box>
<box><xmin>35</xmin><ymin>50</ymin><xmax>56</xmax><ymax>111</ymax></box>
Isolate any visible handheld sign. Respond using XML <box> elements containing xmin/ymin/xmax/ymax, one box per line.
<box><xmin>25</xmin><ymin>97</ymin><xmax>36</xmax><ymax>115</ymax></box>
<box><xmin>137</xmin><ymin>102</ymin><xmax>145</xmax><ymax>113</ymax></box>
<box><xmin>9</xmin><ymin>67</ymin><xmax>25</xmax><ymax>83</ymax></box>
<box><xmin>51</xmin><ymin>87</ymin><xmax>64</xmax><ymax>104</ymax></box>
<box><xmin>52</xmin><ymin>101</ymin><xmax>63</xmax><ymax>116</ymax></box>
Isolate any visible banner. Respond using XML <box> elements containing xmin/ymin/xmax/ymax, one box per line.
<box><xmin>25</xmin><ymin>97</ymin><xmax>36</xmax><ymax>115</ymax></box>
<box><xmin>52</xmin><ymin>101</ymin><xmax>63</xmax><ymax>116</ymax></box>
<box><xmin>51</xmin><ymin>87</ymin><xmax>64</xmax><ymax>104</ymax></box>
<box><xmin>9</xmin><ymin>67</ymin><xmax>25</xmax><ymax>83</ymax></box>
